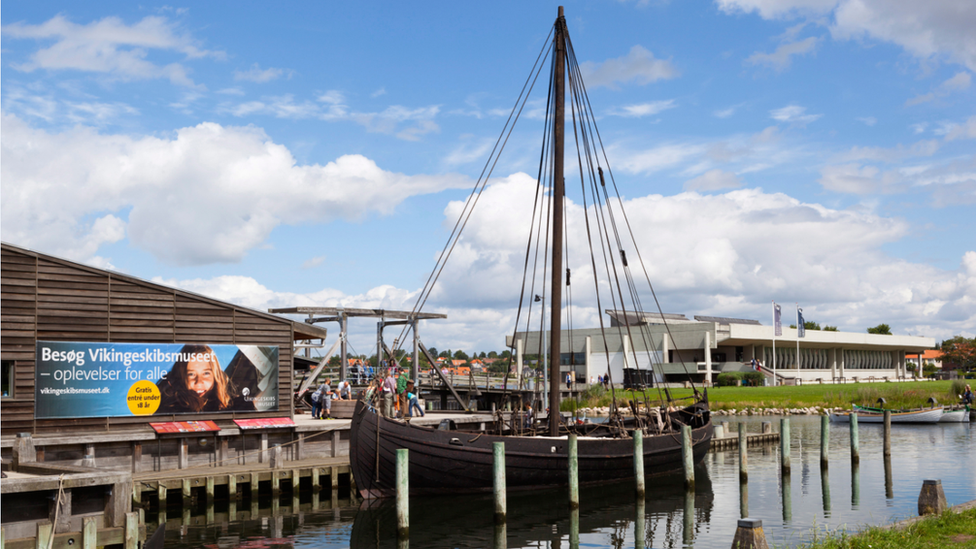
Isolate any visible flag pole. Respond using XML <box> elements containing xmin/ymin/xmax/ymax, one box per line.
<box><xmin>771</xmin><ymin>300</ymin><xmax>776</xmax><ymax>387</ymax></box>
<box><xmin>796</xmin><ymin>303</ymin><xmax>800</xmax><ymax>380</ymax></box>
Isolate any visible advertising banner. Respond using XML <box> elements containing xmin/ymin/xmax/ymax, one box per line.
<box><xmin>35</xmin><ymin>341</ymin><xmax>279</xmax><ymax>419</ymax></box>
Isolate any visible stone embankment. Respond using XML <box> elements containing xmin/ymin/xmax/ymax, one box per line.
<box><xmin>576</xmin><ymin>406</ymin><xmax>843</xmax><ymax>416</ymax></box>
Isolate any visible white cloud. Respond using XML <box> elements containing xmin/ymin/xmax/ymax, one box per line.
<box><xmin>234</xmin><ymin>64</ymin><xmax>291</xmax><ymax>83</ymax></box>
<box><xmin>684</xmin><ymin>169</ymin><xmax>744</xmax><ymax>191</ymax></box>
<box><xmin>856</xmin><ymin>116</ymin><xmax>877</xmax><ymax>126</ymax></box>
<box><xmin>2</xmin><ymin>14</ymin><xmax>222</xmax><ymax>87</ymax></box>
<box><xmin>819</xmin><ymin>163</ymin><xmax>905</xmax><ymax>194</ymax></box>
<box><xmin>714</xmin><ymin>106</ymin><xmax>740</xmax><ymax>118</ymax></box>
<box><xmin>142</xmin><ymin>175</ymin><xmax>976</xmax><ymax>348</ymax></box>
<box><xmin>579</xmin><ymin>46</ymin><xmax>679</xmax><ymax>89</ymax></box>
<box><xmin>718</xmin><ymin>1</ymin><xmax>976</xmax><ymax>72</ymax></box>
<box><xmin>770</xmin><ymin>104</ymin><xmax>822</xmax><ymax>125</ymax></box>
<box><xmin>611</xmin><ymin>143</ymin><xmax>707</xmax><ymax>174</ymax></box>
<box><xmin>606</xmin><ymin>100</ymin><xmax>676</xmax><ymax>117</ymax></box>
<box><xmin>944</xmin><ymin>115</ymin><xmax>976</xmax><ymax>141</ymax></box>
<box><xmin>747</xmin><ymin>36</ymin><xmax>819</xmax><ymax>70</ymax></box>
<box><xmin>906</xmin><ymin>71</ymin><xmax>972</xmax><ymax>106</ymax></box>
<box><xmin>0</xmin><ymin>113</ymin><xmax>469</xmax><ymax>265</ymax></box>
<box><xmin>837</xmin><ymin>139</ymin><xmax>940</xmax><ymax>163</ymax></box>
<box><xmin>301</xmin><ymin>256</ymin><xmax>326</xmax><ymax>270</ymax></box>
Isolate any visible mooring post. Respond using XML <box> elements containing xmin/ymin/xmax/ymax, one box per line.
<box><xmin>681</xmin><ymin>424</ymin><xmax>694</xmax><ymax>490</ymax></box>
<box><xmin>850</xmin><ymin>412</ymin><xmax>859</xmax><ymax>464</ymax></box>
<box><xmin>782</xmin><ymin>472</ymin><xmax>792</xmax><ymax>523</ymax></box>
<box><xmin>884</xmin><ymin>455</ymin><xmax>894</xmax><ymax>499</ymax></box>
<box><xmin>396</xmin><ymin>448</ymin><xmax>409</xmax><ymax>539</ymax></box>
<box><xmin>761</xmin><ymin>421</ymin><xmax>772</xmax><ymax>435</ymax></box>
<box><xmin>738</xmin><ymin>423</ymin><xmax>748</xmax><ymax>482</ymax></box>
<box><xmin>250</xmin><ymin>472</ymin><xmax>260</xmax><ymax>499</ymax></box>
<box><xmin>883</xmin><ymin>411</ymin><xmax>891</xmax><ymax>458</ymax></box>
<box><xmin>568</xmin><ymin>434</ymin><xmax>579</xmax><ymax>509</ymax></box>
<box><xmin>713</xmin><ymin>423</ymin><xmax>725</xmax><ymax>440</ymax></box>
<box><xmin>181</xmin><ymin>478</ymin><xmax>192</xmax><ymax>507</ymax></box>
<box><xmin>918</xmin><ymin>479</ymin><xmax>947</xmax><ymax>515</ymax></box>
<box><xmin>739</xmin><ymin>480</ymin><xmax>749</xmax><ymax>519</ymax></box>
<box><xmin>730</xmin><ymin>518</ymin><xmax>769</xmax><ymax>549</ymax></box>
<box><xmin>493</xmin><ymin>442</ymin><xmax>506</xmax><ymax>522</ymax></box>
<box><xmin>228</xmin><ymin>474</ymin><xmax>238</xmax><ymax>500</ymax></box>
<box><xmin>820</xmin><ymin>415</ymin><xmax>829</xmax><ymax>468</ymax></box>
<box><xmin>312</xmin><ymin>467</ymin><xmax>321</xmax><ymax>491</ymax></box>
<box><xmin>157</xmin><ymin>483</ymin><xmax>167</xmax><ymax>508</ymax></box>
<box><xmin>780</xmin><ymin>418</ymin><xmax>791</xmax><ymax>474</ymax></box>
<box><xmin>634</xmin><ymin>430</ymin><xmax>645</xmax><ymax>497</ymax></box>
<box><xmin>851</xmin><ymin>463</ymin><xmax>861</xmax><ymax>507</ymax></box>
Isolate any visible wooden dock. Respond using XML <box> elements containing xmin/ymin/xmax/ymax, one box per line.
<box><xmin>709</xmin><ymin>432</ymin><xmax>780</xmax><ymax>450</ymax></box>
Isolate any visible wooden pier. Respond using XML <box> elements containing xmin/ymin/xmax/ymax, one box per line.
<box><xmin>709</xmin><ymin>431</ymin><xmax>780</xmax><ymax>450</ymax></box>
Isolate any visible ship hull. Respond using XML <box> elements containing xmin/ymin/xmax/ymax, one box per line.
<box><xmin>349</xmin><ymin>399</ymin><xmax>712</xmax><ymax>498</ymax></box>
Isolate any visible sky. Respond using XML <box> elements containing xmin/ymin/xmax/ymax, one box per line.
<box><xmin>2</xmin><ymin>0</ymin><xmax>974</xmax><ymax>356</ymax></box>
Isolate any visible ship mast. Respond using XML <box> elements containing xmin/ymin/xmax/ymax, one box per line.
<box><xmin>549</xmin><ymin>6</ymin><xmax>566</xmax><ymax>436</ymax></box>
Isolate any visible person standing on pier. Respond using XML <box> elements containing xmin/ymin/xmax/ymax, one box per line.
<box><xmin>381</xmin><ymin>370</ymin><xmax>396</xmax><ymax>417</ymax></box>
<box><xmin>396</xmin><ymin>367</ymin><xmax>410</xmax><ymax>418</ymax></box>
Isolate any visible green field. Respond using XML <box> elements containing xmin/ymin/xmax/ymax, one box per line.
<box><xmin>564</xmin><ymin>380</ymin><xmax>969</xmax><ymax>412</ymax></box>
<box><xmin>795</xmin><ymin>508</ymin><xmax>976</xmax><ymax>549</ymax></box>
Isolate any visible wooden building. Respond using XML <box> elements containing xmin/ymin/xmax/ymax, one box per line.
<box><xmin>0</xmin><ymin>242</ymin><xmax>326</xmax><ymax>435</ymax></box>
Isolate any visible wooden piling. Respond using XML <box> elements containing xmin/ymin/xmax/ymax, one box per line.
<box><xmin>396</xmin><ymin>448</ymin><xmax>409</xmax><ymax>539</ymax></box>
<box><xmin>312</xmin><ymin>467</ymin><xmax>321</xmax><ymax>490</ymax></box>
<box><xmin>570</xmin><ymin>508</ymin><xmax>580</xmax><ymax>548</ymax></box>
<box><xmin>683</xmin><ymin>488</ymin><xmax>695</xmax><ymax>545</ymax></box>
<box><xmin>493</xmin><ymin>442</ymin><xmax>506</xmax><ymax>522</ymax></box>
<box><xmin>124</xmin><ymin>511</ymin><xmax>138</xmax><ymax>549</ymax></box>
<box><xmin>82</xmin><ymin>516</ymin><xmax>97</xmax><ymax>549</ymax></box>
<box><xmin>493</xmin><ymin>521</ymin><xmax>507</xmax><ymax>549</ymax></box>
<box><xmin>568</xmin><ymin>434</ymin><xmax>579</xmax><ymax>509</ymax></box>
<box><xmin>634</xmin><ymin>430</ymin><xmax>645</xmax><ymax>497</ymax></box>
<box><xmin>918</xmin><ymin>479</ymin><xmax>947</xmax><ymax>515</ymax></box>
<box><xmin>739</xmin><ymin>479</ymin><xmax>749</xmax><ymax>519</ymax></box>
<box><xmin>738</xmin><ymin>423</ymin><xmax>748</xmax><ymax>482</ymax></box>
<box><xmin>761</xmin><ymin>421</ymin><xmax>772</xmax><ymax>434</ymax></box>
<box><xmin>884</xmin><ymin>456</ymin><xmax>894</xmax><ymax>499</ymax></box>
<box><xmin>681</xmin><ymin>424</ymin><xmax>694</xmax><ymax>491</ymax></box>
<box><xmin>36</xmin><ymin>521</ymin><xmax>52</xmax><ymax>549</ymax></box>
<box><xmin>228</xmin><ymin>474</ymin><xmax>238</xmax><ymax>500</ymax></box>
<box><xmin>821</xmin><ymin>468</ymin><xmax>831</xmax><ymax>513</ymax></box>
<box><xmin>780</xmin><ymin>418</ymin><xmax>791</xmax><ymax>474</ymax></box>
<box><xmin>205</xmin><ymin>476</ymin><xmax>215</xmax><ymax>504</ymax></box>
<box><xmin>851</xmin><ymin>463</ymin><xmax>860</xmax><ymax>507</ymax></box>
<box><xmin>883</xmin><ymin>411</ymin><xmax>891</xmax><ymax>458</ymax></box>
<box><xmin>730</xmin><ymin>518</ymin><xmax>769</xmax><ymax>549</ymax></box>
<box><xmin>850</xmin><ymin>413</ymin><xmax>859</xmax><ymax>464</ymax></box>
<box><xmin>272</xmin><ymin>471</ymin><xmax>280</xmax><ymax>496</ymax></box>
<box><xmin>820</xmin><ymin>415</ymin><xmax>829</xmax><ymax>468</ymax></box>
<box><xmin>250</xmin><ymin>472</ymin><xmax>260</xmax><ymax>499</ymax></box>
<box><xmin>181</xmin><ymin>478</ymin><xmax>192</xmax><ymax>507</ymax></box>
<box><xmin>782</xmin><ymin>472</ymin><xmax>792</xmax><ymax>523</ymax></box>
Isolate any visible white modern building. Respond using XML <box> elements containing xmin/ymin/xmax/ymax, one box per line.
<box><xmin>507</xmin><ymin>311</ymin><xmax>936</xmax><ymax>386</ymax></box>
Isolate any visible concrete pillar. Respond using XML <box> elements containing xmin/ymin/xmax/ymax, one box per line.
<box><xmin>918</xmin><ymin>480</ymin><xmax>947</xmax><ymax>515</ymax></box>
<box><xmin>662</xmin><ymin>334</ymin><xmax>670</xmax><ymax>364</ymax></box>
<box><xmin>830</xmin><ymin>348</ymin><xmax>837</xmax><ymax>380</ymax></box>
<box><xmin>731</xmin><ymin>518</ymin><xmax>769</xmax><ymax>549</ymax></box>
<box><xmin>704</xmin><ymin>331</ymin><xmax>712</xmax><ymax>386</ymax></box>
<box><xmin>838</xmin><ymin>348</ymin><xmax>845</xmax><ymax>380</ymax></box>
<box><xmin>623</xmin><ymin>334</ymin><xmax>632</xmax><ymax>369</ymax></box>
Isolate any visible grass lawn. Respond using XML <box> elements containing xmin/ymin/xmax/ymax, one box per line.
<box><xmin>794</xmin><ymin>508</ymin><xmax>976</xmax><ymax>549</ymax></box>
<box><xmin>564</xmin><ymin>380</ymin><xmax>969</xmax><ymax>412</ymax></box>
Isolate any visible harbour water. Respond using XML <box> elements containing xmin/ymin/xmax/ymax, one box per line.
<box><xmin>150</xmin><ymin>415</ymin><xmax>974</xmax><ymax>548</ymax></box>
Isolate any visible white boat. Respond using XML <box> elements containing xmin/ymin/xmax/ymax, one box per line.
<box><xmin>829</xmin><ymin>405</ymin><xmax>944</xmax><ymax>424</ymax></box>
<box><xmin>940</xmin><ymin>408</ymin><xmax>971</xmax><ymax>423</ymax></box>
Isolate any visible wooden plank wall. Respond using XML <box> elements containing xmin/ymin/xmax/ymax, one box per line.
<box><xmin>1</xmin><ymin>245</ymin><xmax>294</xmax><ymax>434</ymax></box>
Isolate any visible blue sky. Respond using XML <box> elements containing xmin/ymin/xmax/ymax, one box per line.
<box><xmin>2</xmin><ymin>1</ymin><xmax>974</xmax><ymax>353</ymax></box>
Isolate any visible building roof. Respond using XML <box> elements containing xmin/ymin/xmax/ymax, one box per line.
<box><xmin>693</xmin><ymin>315</ymin><xmax>762</xmax><ymax>326</ymax></box>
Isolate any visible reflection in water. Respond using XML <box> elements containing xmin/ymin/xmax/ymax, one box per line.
<box><xmin>782</xmin><ymin>473</ymin><xmax>792</xmax><ymax>523</ymax></box>
<box><xmin>884</xmin><ymin>455</ymin><xmax>894</xmax><ymax>500</ymax></box>
<box><xmin>821</xmin><ymin>469</ymin><xmax>831</xmax><ymax>515</ymax></box>
<box><xmin>494</xmin><ymin>521</ymin><xmax>506</xmax><ymax>549</ymax></box>
<box><xmin>144</xmin><ymin>418</ymin><xmax>973</xmax><ymax>549</ymax></box>
<box><xmin>635</xmin><ymin>498</ymin><xmax>645</xmax><ymax>549</ymax></box>
<box><xmin>683</xmin><ymin>489</ymin><xmax>695</xmax><ymax>545</ymax></box>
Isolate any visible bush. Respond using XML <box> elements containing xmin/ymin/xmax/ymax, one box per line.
<box><xmin>742</xmin><ymin>371</ymin><xmax>765</xmax><ymax>386</ymax></box>
<box><xmin>716</xmin><ymin>372</ymin><xmax>744</xmax><ymax>386</ymax></box>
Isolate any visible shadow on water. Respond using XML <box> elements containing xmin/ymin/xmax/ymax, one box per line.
<box><xmin>351</xmin><ymin>465</ymin><xmax>714</xmax><ymax>549</ymax></box>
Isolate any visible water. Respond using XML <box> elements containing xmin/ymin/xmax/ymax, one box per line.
<box><xmin>151</xmin><ymin>416</ymin><xmax>974</xmax><ymax>548</ymax></box>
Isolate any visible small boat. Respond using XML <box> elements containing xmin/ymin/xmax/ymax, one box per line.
<box><xmin>940</xmin><ymin>407</ymin><xmax>971</xmax><ymax>423</ymax></box>
<box><xmin>829</xmin><ymin>405</ymin><xmax>943</xmax><ymax>424</ymax></box>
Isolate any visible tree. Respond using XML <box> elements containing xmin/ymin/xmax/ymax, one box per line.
<box><xmin>500</xmin><ymin>350</ymin><xmax>511</xmax><ymax>359</ymax></box>
<box><xmin>479</xmin><ymin>351</ymin><xmax>487</xmax><ymax>359</ymax></box>
<box><xmin>488</xmin><ymin>351</ymin><xmax>498</xmax><ymax>359</ymax></box>
<box><xmin>940</xmin><ymin>336</ymin><xmax>976</xmax><ymax>371</ymax></box>
<box><xmin>867</xmin><ymin>324</ymin><xmax>892</xmax><ymax>335</ymax></box>
<box><xmin>823</xmin><ymin>325</ymin><xmax>839</xmax><ymax>331</ymax></box>
<box><xmin>789</xmin><ymin>321</ymin><xmax>821</xmax><ymax>331</ymax></box>
<box><xmin>328</xmin><ymin>355</ymin><xmax>342</xmax><ymax>367</ymax></box>
<box><xmin>427</xmin><ymin>347</ymin><xmax>438</xmax><ymax>357</ymax></box>
<box><xmin>453</xmin><ymin>349</ymin><xmax>469</xmax><ymax>361</ymax></box>
<box><xmin>439</xmin><ymin>349</ymin><xmax>451</xmax><ymax>358</ymax></box>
